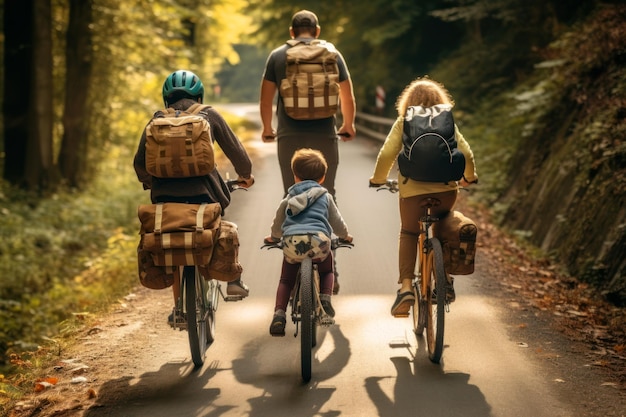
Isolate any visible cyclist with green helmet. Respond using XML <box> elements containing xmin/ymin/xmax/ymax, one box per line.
<box><xmin>134</xmin><ymin>69</ymin><xmax>254</xmax><ymax>303</ymax></box>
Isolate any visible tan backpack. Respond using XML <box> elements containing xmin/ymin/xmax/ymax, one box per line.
<box><xmin>145</xmin><ymin>103</ymin><xmax>215</xmax><ymax>178</ymax></box>
<box><xmin>279</xmin><ymin>39</ymin><xmax>340</xmax><ymax>120</ymax></box>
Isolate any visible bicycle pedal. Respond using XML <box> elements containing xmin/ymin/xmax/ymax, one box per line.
<box><xmin>318</xmin><ymin>316</ymin><xmax>335</xmax><ymax>326</ymax></box>
<box><xmin>224</xmin><ymin>295</ymin><xmax>244</xmax><ymax>302</ymax></box>
<box><xmin>171</xmin><ymin>322</ymin><xmax>187</xmax><ymax>331</ymax></box>
<box><xmin>392</xmin><ymin>313</ymin><xmax>410</xmax><ymax>318</ymax></box>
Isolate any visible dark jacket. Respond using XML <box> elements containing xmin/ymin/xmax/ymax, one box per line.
<box><xmin>133</xmin><ymin>98</ymin><xmax>252</xmax><ymax>212</ymax></box>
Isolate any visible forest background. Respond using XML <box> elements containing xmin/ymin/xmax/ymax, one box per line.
<box><xmin>0</xmin><ymin>0</ymin><xmax>624</xmax><ymax>390</ymax></box>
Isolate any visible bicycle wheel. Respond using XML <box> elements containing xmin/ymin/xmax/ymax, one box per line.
<box><xmin>300</xmin><ymin>257</ymin><xmax>314</xmax><ymax>382</ymax></box>
<box><xmin>425</xmin><ymin>238</ymin><xmax>446</xmax><ymax>363</ymax></box>
<box><xmin>184</xmin><ymin>266</ymin><xmax>209</xmax><ymax>367</ymax></box>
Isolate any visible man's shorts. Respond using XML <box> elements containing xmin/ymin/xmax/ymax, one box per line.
<box><xmin>282</xmin><ymin>232</ymin><xmax>331</xmax><ymax>264</ymax></box>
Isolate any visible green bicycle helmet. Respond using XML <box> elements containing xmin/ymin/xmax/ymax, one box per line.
<box><xmin>162</xmin><ymin>70</ymin><xmax>205</xmax><ymax>106</ymax></box>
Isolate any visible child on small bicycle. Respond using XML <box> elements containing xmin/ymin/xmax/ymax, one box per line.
<box><xmin>369</xmin><ymin>76</ymin><xmax>478</xmax><ymax>317</ymax></box>
<box><xmin>265</xmin><ymin>148</ymin><xmax>353</xmax><ymax>336</ymax></box>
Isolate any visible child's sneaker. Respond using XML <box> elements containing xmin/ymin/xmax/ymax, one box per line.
<box><xmin>269</xmin><ymin>311</ymin><xmax>286</xmax><ymax>337</ymax></box>
<box><xmin>320</xmin><ymin>296</ymin><xmax>335</xmax><ymax>318</ymax></box>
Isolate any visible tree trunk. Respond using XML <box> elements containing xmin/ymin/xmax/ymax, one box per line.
<box><xmin>58</xmin><ymin>0</ymin><xmax>94</xmax><ymax>188</ymax></box>
<box><xmin>2</xmin><ymin>0</ymin><xmax>55</xmax><ymax>191</ymax></box>
<box><xmin>3</xmin><ymin>0</ymin><xmax>33</xmax><ymax>186</ymax></box>
<box><xmin>28</xmin><ymin>0</ymin><xmax>56</xmax><ymax>190</ymax></box>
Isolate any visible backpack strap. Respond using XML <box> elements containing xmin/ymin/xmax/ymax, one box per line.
<box><xmin>154</xmin><ymin>107</ymin><xmax>176</xmax><ymax>119</ymax></box>
<box><xmin>188</xmin><ymin>103</ymin><xmax>211</xmax><ymax>116</ymax></box>
<box><xmin>286</xmin><ymin>39</ymin><xmax>326</xmax><ymax>47</ymax></box>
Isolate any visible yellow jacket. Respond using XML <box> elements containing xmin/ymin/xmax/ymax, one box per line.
<box><xmin>370</xmin><ymin>116</ymin><xmax>478</xmax><ymax>198</ymax></box>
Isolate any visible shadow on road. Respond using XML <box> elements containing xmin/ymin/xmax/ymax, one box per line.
<box><xmin>365</xmin><ymin>338</ymin><xmax>493</xmax><ymax>417</ymax></box>
<box><xmin>231</xmin><ymin>324</ymin><xmax>351</xmax><ymax>417</ymax></box>
<box><xmin>84</xmin><ymin>360</ymin><xmax>231</xmax><ymax>416</ymax></box>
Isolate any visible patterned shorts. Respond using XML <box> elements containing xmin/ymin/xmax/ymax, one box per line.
<box><xmin>282</xmin><ymin>232</ymin><xmax>331</xmax><ymax>264</ymax></box>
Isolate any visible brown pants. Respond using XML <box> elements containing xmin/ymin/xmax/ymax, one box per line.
<box><xmin>398</xmin><ymin>190</ymin><xmax>457</xmax><ymax>283</ymax></box>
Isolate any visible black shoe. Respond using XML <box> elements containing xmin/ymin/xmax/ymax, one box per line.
<box><xmin>269</xmin><ymin>314</ymin><xmax>286</xmax><ymax>337</ymax></box>
<box><xmin>391</xmin><ymin>290</ymin><xmax>415</xmax><ymax>317</ymax></box>
<box><xmin>320</xmin><ymin>298</ymin><xmax>335</xmax><ymax>318</ymax></box>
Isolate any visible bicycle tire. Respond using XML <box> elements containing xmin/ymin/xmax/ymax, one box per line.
<box><xmin>312</xmin><ymin>269</ymin><xmax>321</xmax><ymax>348</ymax></box>
<box><xmin>413</xmin><ymin>281</ymin><xmax>427</xmax><ymax>336</ymax></box>
<box><xmin>300</xmin><ymin>257</ymin><xmax>314</xmax><ymax>382</ymax></box>
<box><xmin>184</xmin><ymin>266</ymin><xmax>209</xmax><ymax>367</ymax></box>
<box><xmin>425</xmin><ymin>238</ymin><xmax>446</xmax><ymax>363</ymax></box>
<box><xmin>206</xmin><ymin>279</ymin><xmax>218</xmax><ymax>345</ymax></box>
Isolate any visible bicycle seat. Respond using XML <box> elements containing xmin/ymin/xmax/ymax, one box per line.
<box><xmin>419</xmin><ymin>197</ymin><xmax>441</xmax><ymax>209</ymax></box>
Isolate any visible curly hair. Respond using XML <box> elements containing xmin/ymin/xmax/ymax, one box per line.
<box><xmin>291</xmin><ymin>148</ymin><xmax>328</xmax><ymax>182</ymax></box>
<box><xmin>395</xmin><ymin>77</ymin><xmax>455</xmax><ymax>116</ymax></box>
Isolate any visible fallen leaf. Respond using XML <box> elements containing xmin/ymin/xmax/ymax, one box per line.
<box><xmin>71</xmin><ymin>376</ymin><xmax>88</xmax><ymax>384</ymax></box>
<box><xmin>34</xmin><ymin>382</ymin><xmax>54</xmax><ymax>392</ymax></box>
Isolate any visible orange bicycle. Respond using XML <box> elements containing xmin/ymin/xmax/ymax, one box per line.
<box><xmin>376</xmin><ymin>179</ymin><xmax>447</xmax><ymax>363</ymax></box>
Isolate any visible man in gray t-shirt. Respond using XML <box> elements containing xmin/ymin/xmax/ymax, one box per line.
<box><xmin>260</xmin><ymin>9</ymin><xmax>357</xmax><ymax>198</ymax></box>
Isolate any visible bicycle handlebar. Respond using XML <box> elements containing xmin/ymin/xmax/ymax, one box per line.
<box><xmin>261</xmin><ymin>237</ymin><xmax>354</xmax><ymax>251</ymax></box>
<box><xmin>263</xmin><ymin>132</ymin><xmax>352</xmax><ymax>141</ymax></box>
<box><xmin>370</xmin><ymin>179</ymin><xmax>399</xmax><ymax>193</ymax></box>
<box><xmin>225</xmin><ymin>178</ymin><xmax>250</xmax><ymax>192</ymax></box>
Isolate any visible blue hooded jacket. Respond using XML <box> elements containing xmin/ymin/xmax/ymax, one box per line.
<box><xmin>269</xmin><ymin>180</ymin><xmax>349</xmax><ymax>239</ymax></box>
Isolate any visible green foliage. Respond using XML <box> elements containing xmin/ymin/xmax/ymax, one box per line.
<box><xmin>472</xmin><ymin>3</ymin><xmax>626</xmax><ymax>301</ymax></box>
<box><xmin>215</xmin><ymin>44</ymin><xmax>271</xmax><ymax>103</ymax></box>
<box><xmin>0</xmin><ymin>97</ymin><xmax>252</xmax><ymax>374</ymax></box>
<box><xmin>0</xmin><ymin>144</ymin><xmax>148</xmax><ymax>369</ymax></box>
<box><xmin>82</xmin><ymin>0</ymin><xmax>253</xmax><ymax>183</ymax></box>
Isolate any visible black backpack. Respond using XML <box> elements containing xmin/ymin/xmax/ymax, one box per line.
<box><xmin>397</xmin><ymin>105</ymin><xmax>466</xmax><ymax>183</ymax></box>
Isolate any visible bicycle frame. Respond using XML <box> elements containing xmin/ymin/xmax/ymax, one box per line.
<box><xmin>262</xmin><ymin>237</ymin><xmax>353</xmax><ymax>382</ymax></box>
<box><xmin>375</xmin><ymin>179</ymin><xmax>447</xmax><ymax>363</ymax></box>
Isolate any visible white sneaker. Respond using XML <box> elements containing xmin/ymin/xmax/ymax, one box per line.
<box><xmin>227</xmin><ymin>279</ymin><xmax>249</xmax><ymax>297</ymax></box>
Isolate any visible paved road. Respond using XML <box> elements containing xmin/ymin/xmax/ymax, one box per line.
<box><xmin>85</xmin><ymin>104</ymin><xmax>578</xmax><ymax>416</ymax></box>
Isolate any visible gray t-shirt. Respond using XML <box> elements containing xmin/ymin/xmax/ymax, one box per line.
<box><xmin>262</xmin><ymin>37</ymin><xmax>351</xmax><ymax>138</ymax></box>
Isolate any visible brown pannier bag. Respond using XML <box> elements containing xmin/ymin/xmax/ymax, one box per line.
<box><xmin>138</xmin><ymin>202</ymin><xmax>221</xmax><ymax>266</ymax></box>
<box><xmin>137</xmin><ymin>247</ymin><xmax>176</xmax><ymax>289</ymax></box>
<box><xmin>204</xmin><ymin>220</ymin><xmax>243</xmax><ymax>282</ymax></box>
<box><xmin>435</xmin><ymin>210</ymin><xmax>477</xmax><ymax>275</ymax></box>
